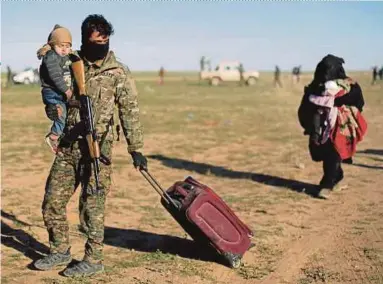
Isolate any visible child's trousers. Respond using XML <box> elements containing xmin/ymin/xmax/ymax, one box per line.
<box><xmin>42</xmin><ymin>88</ymin><xmax>67</xmax><ymax>136</ymax></box>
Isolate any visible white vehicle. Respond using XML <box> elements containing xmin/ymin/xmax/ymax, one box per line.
<box><xmin>200</xmin><ymin>61</ymin><xmax>259</xmax><ymax>86</ymax></box>
<box><xmin>13</xmin><ymin>68</ymin><xmax>40</xmax><ymax>85</ymax></box>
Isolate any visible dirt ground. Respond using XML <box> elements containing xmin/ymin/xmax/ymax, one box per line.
<box><xmin>2</xmin><ymin>72</ymin><xmax>383</xmax><ymax>284</ymax></box>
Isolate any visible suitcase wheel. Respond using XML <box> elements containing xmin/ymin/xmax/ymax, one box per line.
<box><xmin>230</xmin><ymin>258</ymin><xmax>241</xmax><ymax>269</ymax></box>
<box><xmin>223</xmin><ymin>252</ymin><xmax>242</xmax><ymax>269</ymax></box>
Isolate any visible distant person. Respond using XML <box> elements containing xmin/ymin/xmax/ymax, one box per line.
<box><xmin>238</xmin><ymin>63</ymin><xmax>245</xmax><ymax>86</ymax></box>
<box><xmin>38</xmin><ymin>24</ymin><xmax>73</xmax><ymax>154</ymax></box>
<box><xmin>200</xmin><ymin>56</ymin><xmax>205</xmax><ymax>71</ymax></box>
<box><xmin>372</xmin><ymin>66</ymin><xmax>378</xmax><ymax>85</ymax></box>
<box><xmin>158</xmin><ymin>66</ymin><xmax>165</xmax><ymax>85</ymax></box>
<box><xmin>298</xmin><ymin>54</ymin><xmax>367</xmax><ymax>199</ymax></box>
<box><xmin>292</xmin><ymin>65</ymin><xmax>301</xmax><ymax>83</ymax></box>
<box><xmin>274</xmin><ymin>65</ymin><xmax>282</xmax><ymax>87</ymax></box>
<box><xmin>378</xmin><ymin>66</ymin><xmax>383</xmax><ymax>80</ymax></box>
<box><xmin>6</xmin><ymin>65</ymin><xmax>13</xmax><ymax>87</ymax></box>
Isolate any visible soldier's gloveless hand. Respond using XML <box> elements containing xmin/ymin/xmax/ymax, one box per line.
<box><xmin>130</xmin><ymin>151</ymin><xmax>148</xmax><ymax>170</ymax></box>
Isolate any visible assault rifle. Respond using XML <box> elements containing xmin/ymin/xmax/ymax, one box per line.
<box><xmin>72</xmin><ymin>60</ymin><xmax>102</xmax><ymax>195</ymax></box>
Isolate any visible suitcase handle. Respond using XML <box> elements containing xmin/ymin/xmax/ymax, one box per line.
<box><xmin>140</xmin><ymin>169</ymin><xmax>180</xmax><ymax>208</ymax></box>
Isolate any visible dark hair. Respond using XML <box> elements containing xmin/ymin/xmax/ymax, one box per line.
<box><xmin>81</xmin><ymin>14</ymin><xmax>114</xmax><ymax>43</ymax></box>
<box><xmin>312</xmin><ymin>54</ymin><xmax>346</xmax><ymax>85</ymax></box>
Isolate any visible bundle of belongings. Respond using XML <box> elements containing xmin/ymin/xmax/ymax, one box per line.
<box><xmin>300</xmin><ymin>77</ymin><xmax>367</xmax><ymax>162</ymax></box>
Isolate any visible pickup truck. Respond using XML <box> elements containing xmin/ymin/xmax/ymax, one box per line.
<box><xmin>200</xmin><ymin>61</ymin><xmax>259</xmax><ymax>86</ymax></box>
<box><xmin>13</xmin><ymin>68</ymin><xmax>40</xmax><ymax>85</ymax></box>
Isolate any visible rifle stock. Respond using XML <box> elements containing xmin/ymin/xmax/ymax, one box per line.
<box><xmin>72</xmin><ymin>60</ymin><xmax>86</xmax><ymax>96</ymax></box>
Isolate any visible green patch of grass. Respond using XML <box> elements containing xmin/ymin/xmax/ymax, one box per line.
<box><xmin>132</xmin><ymin>278</ymin><xmax>155</xmax><ymax>284</ymax></box>
<box><xmin>363</xmin><ymin>247</ymin><xmax>383</xmax><ymax>263</ymax></box>
<box><xmin>1</xmin><ymin>277</ymin><xmax>10</xmax><ymax>284</ymax></box>
<box><xmin>237</xmin><ymin>243</ymin><xmax>282</xmax><ymax>280</ymax></box>
<box><xmin>41</xmin><ymin>277</ymin><xmax>92</xmax><ymax>284</ymax></box>
<box><xmin>113</xmin><ymin>249</ymin><xmax>214</xmax><ymax>281</ymax></box>
<box><xmin>298</xmin><ymin>266</ymin><xmax>341</xmax><ymax>284</ymax></box>
<box><xmin>4</xmin><ymin>253</ymin><xmax>24</xmax><ymax>266</ymax></box>
<box><xmin>238</xmin><ymin>263</ymin><xmax>275</xmax><ymax>280</ymax></box>
<box><xmin>222</xmin><ymin>194</ymin><xmax>248</xmax><ymax>204</ymax></box>
<box><xmin>111</xmin><ymin>189</ymin><xmax>132</xmax><ymax>199</ymax></box>
<box><xmin>367</xmin><ymin>274</ymin><xmax>383</xmax><ymax>283</ymax></box>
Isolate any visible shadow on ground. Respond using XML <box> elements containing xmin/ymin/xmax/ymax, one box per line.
<box><xmin>104</xmin><ymin>226</ymin><xmax>223</xmax><ymax>264</ymax></box>
<box><xmin>148</xmin><ymin>154</ymin><xmax>321</xmax><ymax>198</ymax></box>
<box><xmin>350</xmin><ymin>163</ymin><xmax>383</xmax><ymax>170</ymax></box>
<box><xmin>1</xmin><ymin>210</ymin><xmax>49</xmax><ymax>270</ymax></box>
<box><xmin>354</xmin><ymin>149</ymin><xmax>383</xmax><ymax>170</ymax></box>
<box><xmin>357</xmin><ymin>149</ymin><xmax>383</xmax><ymax>156</ymax></box>
<box><xmin>1</xmin><ymin>210</ymin><xmax>224</xmax><ymax>267</ymax></box>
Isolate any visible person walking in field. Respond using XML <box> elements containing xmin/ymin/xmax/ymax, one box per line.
<box><xmin>274</xmin><ymin>65</ymin><xmax>282</xmax><ymax>87</ymax></box>
<box><xmin>158</xmin><ymin>66</ymin><xmax>165</xmax><ymax>85</ymax></box>
<box><xmin>292</xmin><ymin>65</ymin><xmax>301</xmax><ymax>84</ymax></box>
<box><xmin>298</xmin><ymin>54</ymin><xmax>367</xmax><ymax>199</ymax></box>
<box><xmin>6</xmin><ymin>65</ymin><xmax>13</xmax><ymax>88</ymax></box>
<box><xmin>238</xmin><ymin>63</ymin><xmax>245</xmax><ymax>86</ymax></box>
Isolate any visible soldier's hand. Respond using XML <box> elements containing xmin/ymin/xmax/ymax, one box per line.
<box><xmin>130</xmin><ymin>151</ymin><xmax>148</xmax><ymax>171</ymax></box>
<box><xmin>37</xmin><ymin>44</ymin><xmax>51</xmax><ymax>60</ymax></box>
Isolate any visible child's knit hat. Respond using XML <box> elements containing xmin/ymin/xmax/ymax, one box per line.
<box><xmin>48</xmin><ymin>24</ymin><xmax>72</xmax><ymax>46</ymax></box>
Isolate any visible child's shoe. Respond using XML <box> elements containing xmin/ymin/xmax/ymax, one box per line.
<box><xmin>45</xmin><ymin>135</ymin><xmax>58</xmax><ymax>153</ymax></box>
<box><xmin>45</xmin><ymin>134</ymin><xmax>63</xmax><ymax>156</ymax></box>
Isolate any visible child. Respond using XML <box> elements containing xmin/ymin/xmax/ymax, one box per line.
<box><xmin>39</xmin><ymin>24</ymin><xmax>73</xmax><ymax>153</ymax></box>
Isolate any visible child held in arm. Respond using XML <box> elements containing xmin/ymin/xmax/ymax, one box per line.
<box><xmin>38</xmin><ymin>24</ymin><xmax>73</xmax><ymax>153</ymax></box>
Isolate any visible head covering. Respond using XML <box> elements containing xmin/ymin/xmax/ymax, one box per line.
<box><xmin>48</xmin><ymin>24</ymin><xmax>72</xmax><ymax>46</ymax></box>
<box><xmin>313</xmin><ymin>54</ymin><xmax>346</xmax><ymax>84</ymax></box>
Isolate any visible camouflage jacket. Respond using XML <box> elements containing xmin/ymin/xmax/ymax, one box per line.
<box><xmin>66</xmin><ymin>50</ymin><xmax>144</xmax><ymax>153</ymax></box>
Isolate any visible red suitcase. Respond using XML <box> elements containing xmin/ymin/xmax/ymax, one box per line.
<box><xmin>141</xmin><ymin>170</ymin><xmax>254</xmax><ymax>268</ymax></box>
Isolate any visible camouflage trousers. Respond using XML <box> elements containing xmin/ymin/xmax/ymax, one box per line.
<box><xmin>42</xmin><ymin>138</ymin><xmax>113</xmax><ymax>264</ymax></box>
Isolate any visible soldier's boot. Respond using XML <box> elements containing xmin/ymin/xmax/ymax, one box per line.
<box><xmin>62</xmin><ymin>260</ymin><xmax>104</xmax><ymax>277</ymax></box>
<box><xmin>34</xmin><ymin>249</ymin><xmax>72</xmax><ymax>270</ymax></box>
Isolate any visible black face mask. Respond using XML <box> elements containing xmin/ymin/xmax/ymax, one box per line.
<box><xmin>81</xmin><ymin>40</ymin><xmax>109</xmax><ymax>62</ymax></box>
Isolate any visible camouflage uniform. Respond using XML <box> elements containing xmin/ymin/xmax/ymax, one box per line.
<box><xmin>42</xmin><ymin>50</ymin><xmax>143</xmax><ymax>264</ymax></box>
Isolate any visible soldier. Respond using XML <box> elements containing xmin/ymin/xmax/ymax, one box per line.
<box><xmin>274</xmin><ymin>65</ymin><xmax>282</xmax><ymax>88</ymax></box>
<box><xmin>238</xmin><ymin>63</ymin><xmax>245</xmax><ymax>86</ymax></box>
<box><xmin>200</xmin><ymin>56</ymin><xmax>205</xmax><ymax>72</ymax></box>
<box><xmin>292</xmin><ymin>65</ymin><xmax>301</xmax><ymax>84</ymax></box>
<box><xmin>33</xmin><ymin>14</ymin><xmax>148</xmax><ymax>277</ymax></box>
<box><xmin>6</xmin><ymin>65</ymin><xmax>13</xmax><ymax>88</ymax></box>
<box><xmin>372</xmin><ymin>66</ymin><xmax>378</xmax><ymax>85</ymax></box>
<box><xmin>158</xmin><ymin>66</ymin><xmax>165</xmax><ymax>85</ymax></box>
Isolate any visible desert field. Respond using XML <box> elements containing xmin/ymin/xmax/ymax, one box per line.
<box><xmin>1</xmin><ymin>71</ymin><xmax>383</xmax><ymax>284</ymax></box>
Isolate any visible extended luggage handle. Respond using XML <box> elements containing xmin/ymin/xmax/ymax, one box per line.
<box><xmin>140</xmin><ymin>169</ymin><xmax>179</xmax><ymax>208</ymax></box>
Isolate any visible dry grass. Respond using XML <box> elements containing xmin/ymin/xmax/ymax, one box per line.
<box><xmin>1</xmin><ymin>71</ymin><xmax>383</xmax><ymax>284</ymax></box>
